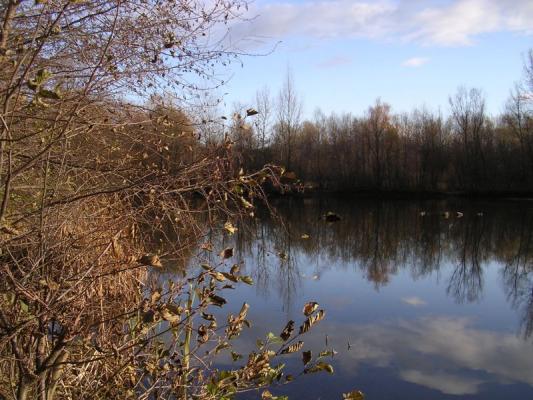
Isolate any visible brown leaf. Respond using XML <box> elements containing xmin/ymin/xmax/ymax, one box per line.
<box><xmin>138</xmin><ymin>254</ymin><xmax>163</xmax><ymax>268</ymax></box>
<box><xmin>160</xmin><ymin>306</ymin><xmax>180</xmax><ymax>323</ymax></box>
<box><xmin>281</xmin><ymin>341</ymin><xmax>303</xmax><ymax>354</ymax></box>
<box><xmin>280</xmin><ymin>320</ymin><xmax>294</xmax><ymax>341</ymax></box>
<box><xmin>221</xmin><ymin>272</ymin><xmax>239</xmax><ymax>282</ymax></box>
<box><xmin>299</xmin><ymin>309</ymin><xmax>325</xmax><ymax>334</ymax></box>
<box><xmin>219</xmin><ymin>248</ymin><xmax>234</xmax><ymax>259</ymax></box>
<box><xmin>343</xmin><ymin>390</ymin><xmax>365</xmax><ymax>400</ymax></box>
<box><xmin>303</xmin><ymin>302</ymin><xmax>319</xmax><ymax>316</ymax></box>
<box><xmin>201</xmin><ymin>242</ymin><xmax>213</xmax><ymax>251</ymax></box>
<box><xmin>302</xmin><ymin>350</ymin><xmax>312</xmax><ymax>366</ymax></box>
<box><xmin>261</xmin><ymin>390</ymin><xmax>272</xmax><ymax>399</ymax></box>
<box><xmin>208</xmin><ymin>295</ymin><xmax>226</xmax><ymax>307</ymax></box>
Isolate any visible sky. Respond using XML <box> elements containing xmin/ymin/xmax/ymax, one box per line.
<box><xmin>215</xmin><ymin>0</ymin><xmax>533</xmax><ymax>118</ymax></box>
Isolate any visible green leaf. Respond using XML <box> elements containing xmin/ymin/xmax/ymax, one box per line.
<box><xmin>34</xmin><ymin>68</ymin><xmax>52</xmax><ymax>85</ymax></box>
<box><xmin>38</xmin><ymin>88</ymin><xmax>61</xmax><ymax>100</ymax></box>
<box><xmin>19</xmin><ymin>300</ymin><xmax>29</xmax><ymax>313</ymax></box>
<box><xmin>240</xmin><ymin>275</ymin><xmax>253</xmax><ymax>285</ymax></box>
<box><xmin>266</xmin><ymin>332</ymin><xmax>284</xmax><ymax>344</ymax></box>
<box><xmin>305</xmin><ymin>361</ymin><xmax>334</xmax><ymax>374</ymax></box>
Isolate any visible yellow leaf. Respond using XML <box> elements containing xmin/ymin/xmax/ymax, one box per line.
<box><xmin>224</xmin><ymin>221</ymin><xmax>237</xmax><ymax>234</ymax></box>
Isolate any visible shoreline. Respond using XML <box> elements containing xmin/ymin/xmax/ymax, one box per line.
<box><xmin>267</xmin><ymin>188</ymin><xmax>533</xmax><ymax>201</ymax></box>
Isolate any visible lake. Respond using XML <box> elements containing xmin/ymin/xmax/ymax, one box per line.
<box><xmin>188</xmin><ymin>196</ymin><xmax>533</xmax><ymax>399</ymax></box>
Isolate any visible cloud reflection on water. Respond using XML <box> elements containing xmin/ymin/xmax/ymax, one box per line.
<box><xmin>330</xmin><ymin>316</ymin><xmax>533</xmax><ymax>395</ymax></box>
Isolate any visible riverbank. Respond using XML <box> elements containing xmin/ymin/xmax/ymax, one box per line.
<box><xmin>268</xmin><ymin>184</ymin><xmax>533</xmax><ymax>201</ymax></box>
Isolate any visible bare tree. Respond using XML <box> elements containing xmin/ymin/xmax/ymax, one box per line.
<box><xmin>275</xmin><ymin>68</ymin><xmax>302</xmax><ymax>172</ymax></box>
<box><xmin>449</xmin><ymin>87</ymin><xmax>487</xmax><ymax>190</ymax></box>
<box><xmin>254</xmin><ymin>86</ymin><xmax>273</xmax><ymax>166</ymax></box>
<box><xmin>504</xmin><ymin>84</ymin><xmax>533</xmax><ymax>182</ymax></box>
<box><xmin>364</xmin><ymin>99</ymin><xmax>393</xmax><ymax>189</ymax></box>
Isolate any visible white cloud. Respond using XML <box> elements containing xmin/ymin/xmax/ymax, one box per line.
<box><xmin>226</xmin><ymin>315</ymin><xmax>533</xmax><ymax>396</ymax></box>
<box><xmin>228</xmin><ymin>0</ymin><xmax>533</xmax><ymax>48</ymax></box>
<box><xmin>400</xmin><ymin>369</ymin><xmax>484</xmax><ymax>395</ymax></box>
<box><xmin>401</xmin><ymin>295</ymin><xmax>427</xmax><ymax>305</ymax></box>
<box><xmin>401</xmin><ymin>57</ymin><xmax>429</xmax><ymax>68</ymax></box>
<box><xmin>338</xmin><ymin>317</ymin><xmax>533</xmax><ymax>393</ymax></box>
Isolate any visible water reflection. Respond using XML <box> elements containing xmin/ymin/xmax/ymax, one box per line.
<box><xmin>233</xmin><ymin>197</ymin><xmax>533</xmax><ymax>337</ymax></box>
<box><xmin>179</xmin><ymin>197</ymin><xmax>533</xmax><ymax>399</ymax></box>
<box><xmin>303</xmin><ymin>316</ymin><xmax>533</xmax><ymax>396</ymax></box>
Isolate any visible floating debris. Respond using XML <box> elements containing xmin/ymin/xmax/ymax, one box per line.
<box><xmin>324</xmin><ymin>211</ymin><xmax>341</xmax><ymax>222</ymax></box>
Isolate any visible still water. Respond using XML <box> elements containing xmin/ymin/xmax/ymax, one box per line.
<box><xmin>203</xmin><ymin>197</ymin><xmax>533</xmax><ymax>399</ymax></box>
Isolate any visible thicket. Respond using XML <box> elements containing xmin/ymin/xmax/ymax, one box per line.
<box><xmin>0</xmin><ymin>1</ymin><xmax>346</xmax><ymax>399</ymax></box>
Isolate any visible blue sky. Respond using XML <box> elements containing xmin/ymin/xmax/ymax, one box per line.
<box><xmin>216</xmin><ymin>0</ymin><xmax>533</xmax><ymax>118</ymax></box>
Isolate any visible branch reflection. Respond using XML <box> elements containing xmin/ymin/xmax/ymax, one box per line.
<box><xmin>234</xmin><ymin>198</ymin><xmax>533</xmax><ymax>336</ymax></box>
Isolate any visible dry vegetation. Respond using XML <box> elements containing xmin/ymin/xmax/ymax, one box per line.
<box><xmin>0</xmin><ymin>1</ymin><xmax>342</xmax><ymax>399</ymax></box>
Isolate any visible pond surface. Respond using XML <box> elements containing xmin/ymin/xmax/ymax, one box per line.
<box><xmin>203</xmin><ymin>197</ymin><xmax>533</xmax><ymax>399</ymax></box>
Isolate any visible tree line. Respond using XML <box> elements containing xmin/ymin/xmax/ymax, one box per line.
<box><xmin>228</xmin><ymin>54</ymin><xmax>533</xmax><ymax>194</ymax></box>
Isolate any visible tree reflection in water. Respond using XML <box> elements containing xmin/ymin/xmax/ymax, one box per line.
<box><xmin>232</xmin><ymin>197</ymin><xmax>533</xmax><ymax>337</ymax></box>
